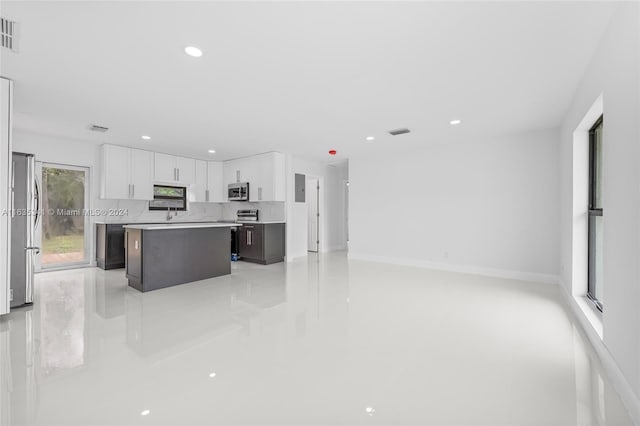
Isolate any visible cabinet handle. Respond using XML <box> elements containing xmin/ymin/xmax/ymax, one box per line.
<box><xmin>205</xmin><ymin>190</ymin><xmax>209</xmax><ymax>202</ymax></box>
<box><xmin>247</xmin><ymin>230</ymin><xmax>252</xmax><ymax>245</ymax></box>
<box><xmin>236</xmin><ymin>170</ymin><xmax>240</xmax><ymax>183</ymax></box>
<box><xmin>258</xmin><ymin>187</ymin><xmax>262</xmax><ymax>201</ymax></box>
<box><xmin>173</xmin><ymin>168</ymin><xmax>177</xmax><ymax>181</ymax></box>
<box><xmin>132</xmin><ymin>184</ymin><xmax>135</xmax><ymax>198</ymax></box>
<box><xmin>177</xmin><ymin>168</ymin><xmax>180</xmax><ymax>182</ymax></box>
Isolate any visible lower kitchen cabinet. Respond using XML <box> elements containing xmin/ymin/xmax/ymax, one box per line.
<box><xmin>96</xmin><ymin>223</ymin><xmax>126</xmax><ymax>269</ymax></box>
<box><xmin>238</xmin><ymin>223</ymin><xmax>285</xmax><ymax>265</ymax></box>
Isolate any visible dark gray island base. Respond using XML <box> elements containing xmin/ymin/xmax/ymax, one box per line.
<box><xmin>124</xmin><ymin>223</ymin><xmax>240</xmax><ymax>292</ymax></box>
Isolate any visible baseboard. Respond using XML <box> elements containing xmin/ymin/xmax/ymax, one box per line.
<box><xmin>557</xmin><ymin>280</ymin><xmax>640</xmax><ymax>425</ymax></box>
<box><xmin>347</xmin><ymin>252</ymin><xmax>559</xmax><ymax>285</ymax></box>
<box><xmin>323</xmin><ymin>245</ymin><xmax>348</xmax><ymax>253</ymax></box>
<box><xmin>347</xmin><ymin>252</ymin><xmax>640</xmax><ymax>423</ymax></box>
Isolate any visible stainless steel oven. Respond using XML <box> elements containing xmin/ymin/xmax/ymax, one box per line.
<box><xmin>228</xmin><ymin>182</ymin><xmax>249</xmax><ymax>201</ymax></box>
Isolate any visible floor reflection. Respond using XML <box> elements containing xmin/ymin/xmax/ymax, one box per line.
<box><xmin>0</xmin><ymin>253</ymin><xmax>634</xmax><ymax>426</ymax></box>
<box><xmin>39</xmin><ymin>274</ymin><xmax>86</xmax><ymax>376</ymax></box>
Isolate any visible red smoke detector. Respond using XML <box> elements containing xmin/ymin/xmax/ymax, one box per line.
<box><xmin>328</xmin><ymin>150</ymin><xmax>337</xmax><ymax>155</ymax></box>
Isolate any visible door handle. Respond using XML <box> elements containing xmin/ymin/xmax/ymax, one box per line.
<box><xmin>34</xmin><ymin>174</ymin><xmax>41</xmax><ymax>229</ymax></box>
<box><xmin>25</xmin><ymin>246</ymin><xmax>40</xmax><ymax>254</ymax></box>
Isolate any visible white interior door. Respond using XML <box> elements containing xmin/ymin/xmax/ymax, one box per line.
<box><xmin>307</xmin><ymin>178</ymin><xmax>319</xmax><ymax>253</ymax></box>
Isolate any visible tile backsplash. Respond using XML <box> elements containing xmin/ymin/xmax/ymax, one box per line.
<box><xmin>93</xmin><ymin>199</ymin><xmax>285</xmax><ymax>223</ymax></box>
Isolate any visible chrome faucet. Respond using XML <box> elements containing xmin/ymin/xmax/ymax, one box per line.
<box><xmin>166</xmin><ymin>207</ymin><xmax>174</xmax><ymax>221</ymax></box>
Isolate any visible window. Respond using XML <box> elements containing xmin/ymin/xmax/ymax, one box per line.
<box><xmin>149</xmin><ymin>185</ymin><xmax>187</xmax><ymax>211</ymax></box>
<box><xmin>588</xmin><ymin>115</ymin><xmax>603</xmax><ymax>311</ymax></box>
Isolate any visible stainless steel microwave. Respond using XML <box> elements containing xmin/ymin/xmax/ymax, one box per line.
<box><xmin>228</xmin><ymin>182</ymin><xmax>249</xmax><ymax>201</ymax></box>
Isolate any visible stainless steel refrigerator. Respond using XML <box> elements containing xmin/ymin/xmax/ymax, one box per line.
<box><xmin>10</xmin><ymin>152</ymin><xmax>39</xmax><ymax>308</ymax></box>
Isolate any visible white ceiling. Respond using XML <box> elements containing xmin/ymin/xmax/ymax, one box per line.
<box><xmin>0</xmin><ymin>1</ymin><xmax>616</xmax><ymax>162</ymax></box>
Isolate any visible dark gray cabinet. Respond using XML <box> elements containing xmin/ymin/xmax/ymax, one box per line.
<box><xmin>96</xmin><ymin>223</ymin><xmax>126</xmax><ymax>269</ymax></box>
<box><xmin>239</xmin><ymin>223</ymin><xmax>285</xmax><ymax>265</ymax></box>
<box><xmin>125</xmin><ymin>226</ymin><xmax>232</xmax><ymax>292</ymax></box>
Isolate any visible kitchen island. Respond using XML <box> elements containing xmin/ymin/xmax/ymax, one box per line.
<box><xmin>123</xmin><ymin>222</ymin><xmax>241</xmax><ymax>292</ymax></box>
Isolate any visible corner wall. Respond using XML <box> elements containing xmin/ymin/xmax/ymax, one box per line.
<box><xmin>558</xmin><ymin>3</ymin><xmax>640</xmax><ymax>421</ymax></box>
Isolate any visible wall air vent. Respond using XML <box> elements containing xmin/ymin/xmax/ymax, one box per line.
<box><xmin>389</xmin><ymin>128</ymin><xmax>410</xmax><ymax>136</ymax></box>
<box><xmin>89</xmin><ymin>124</ymin><xmax>109</xmax><ymax>133</ymax></box>
<box><xmin>1</xmin><ymin>17</ymin><xmax>18</xmax><ymax>52</ymax></box>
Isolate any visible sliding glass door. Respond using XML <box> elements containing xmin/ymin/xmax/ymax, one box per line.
<box><xmin>39</xmin><ymin>163</ymin><xmax>90</xmax><ymax>269</ymax></box>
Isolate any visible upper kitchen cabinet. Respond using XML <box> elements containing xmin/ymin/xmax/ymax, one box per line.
<box><xmin>223</xmin><ymin>157</ymin><xmax>251</xmax><ymax>186</ymax></box>
<box><xmin>154</xmin><ymin>153</ymin><xmax>195</xmax><ymax>185</ymax></box>
<box><xmin>222</xmin><ymin>152</ymin><xmax>285</xmax><ymax>202</ymax></box>
<box><xmin>190</xmin><ymin>160</ymin><xmax>207</xmax><ymax>202</ymax></box>
<box><xmin>207</xmin><ymin>162</ymin><xmax>225</xmax><ymax>202</ymax></box>
<box><xmin>101</xmin><ymin>145</ymin><xmax>154</xmax><ymax>200</ymax></box>
<box><xmin>191</xmin><ymin>161</ymin><xmax>224</xmax><ymax>203</ymax></box>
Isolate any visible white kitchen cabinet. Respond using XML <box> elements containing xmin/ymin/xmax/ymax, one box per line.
<box><xmin>154</xmin><ymin>152</ymin><xmax>175</xmax><ymax>182</ymax></box>
<box><xmin>129</xmin><ymin>149</ymin><xmax>154</xmax><ymax>200</ymax></box>
<box><xmin>101</xmin><ymin>145</ymin><xmax>154</xmax><ymax>200</ymax></box>
<box><xmin>154</xmin><ymin>153</ymin><xmax>195</xmax><ymax>185</ymax></box>
<box><xmin>223</xmin><ymin>157</ymin><xmax>251</xmax><ymax>186</ymax></box>
<box><xmin>176</xmin><ymin>156</ymin><xmax>195</xmax><ymax>185</ymax></box>
<box><xmin>249</xmin><ymin>152</ymin><xmax>285</xmax><ymax>202</ymax></box>
<box><xmin>101</xmin><ymin>145</ymin><xmax>130</xmax><ymax>199</ymax></box>
<box><xmin>222</xmin><ymin>152</ymin><xmax>285</xmax><ymax>202</ymax></box>
<box><xmin>207</xmin><ymin>162</ymin><xmax>225</xmax><ymax>202</ymax></box>
<box><xmin>191</xmin><ymin>160</ymin><xmax>207</xmax><ymax>202</ymax></box>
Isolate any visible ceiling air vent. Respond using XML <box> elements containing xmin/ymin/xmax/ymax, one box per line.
<box><xmin>1</xmin><ymin>17</ymin><xmax>18</xmax><ymax>52</ymax></box>
<box><xmin>89</xmin><ymin>124</ymin><xmax>109</xmax><ymax>133</ymax></box>
<box><xmin>389</xmin><ymin>128</ymin><xmax>410</xmax><ymax>136</ymax></box>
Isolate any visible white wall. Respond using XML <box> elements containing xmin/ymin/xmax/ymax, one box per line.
<box><xmin>349</xmin><ymin>128</ymin><xmax>560</xmax><ymax>282</ymax></box>
<box><xmin>558</xmin><ymin>2</ymin><xmax>640</xmax><ymax>420</ymax></box>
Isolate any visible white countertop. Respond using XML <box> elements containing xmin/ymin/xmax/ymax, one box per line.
<box><xmin>123</xmin><ymin>222</ymin><xmax>242</xmax><ymax>230</ymax></box>
<box><xmin>95</xmin><ymin>220</ymin><xmax>219</xmax><ymax>225</ymax></box>
<box><xmin>98</xmin><ymin>220</ymin><xmax>286</xmax><ymax>225</ymax></box>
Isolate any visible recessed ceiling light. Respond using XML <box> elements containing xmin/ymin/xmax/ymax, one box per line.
<box><xmin>365</xmin><ymin>407</ymin><xmax>376</xmax><ymax>416</ymax></box>
<box><xmin>141</xmin><ymin>135</ymin><xmax>151</xmax><ymax>140</ymax></box>
<box><xmin>365</xmin><ymin>136</ymin><xmax>375</xmax><ymax>141</ymax></box>
<box><xmin>208</xmin><ymin>149</ymin><xmax>216</xmax><ymax>154</ymax></box>
<box><xmin>209</xmin><ymin>372</ymin><xmax>217</xmax><ymax>378</ymax></box>
<box><xmin>185</xmin><ymin>46</ymin><xmax>203</xmax><ymax>57</ymax></box>
<box><xmin>449</xmin><ymin>119</ymin><xmax>462</xmax><ymax>125</ymax></box>
<box><xmin>140</xmin><ymin>410</ymin><xmax>150</xmax><ymax>416</ymax></box>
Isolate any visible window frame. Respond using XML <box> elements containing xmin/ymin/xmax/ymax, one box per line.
<box><xmin>587</xmin><ymin>115</ymin><xmax>603</xmax><ymax>312</ymax></box>
<box><xmin>148</xmin><ymin>184</ymin><xmax>187</xmax><ymax>211</ymax></box>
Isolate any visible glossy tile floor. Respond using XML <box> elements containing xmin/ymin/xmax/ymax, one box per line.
<box><xmin>1</xmin><ymin>252</ymin><xmax>634</xmax><ymax>426</ymax></box>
